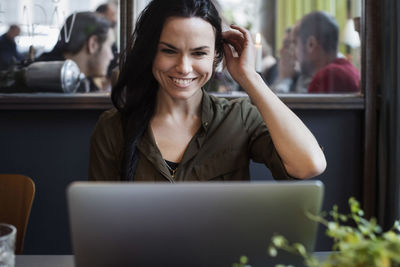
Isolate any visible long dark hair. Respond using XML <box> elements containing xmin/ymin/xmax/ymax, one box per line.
<box><xmin>111</xmin><ymin>0</ymin><xmax>224</xmax><ymax>180</ymax></box>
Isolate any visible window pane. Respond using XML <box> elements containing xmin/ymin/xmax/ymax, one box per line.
<box><xmin>214</xmin><ymin>0</ymin><xmax>362</xmax><ymax>94</ymax></box>
<box><xmin>0</xmin><ymin>0</ymin><xmax>119</xmax><ymax>93</ymax></box>
<box><xmin>1</xmin><ymin>0</ymin><xmax>119</xmax><ymax>58</ymax></box>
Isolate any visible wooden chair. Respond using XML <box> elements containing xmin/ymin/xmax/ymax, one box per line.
<box><xmin>0</xmin><ymin>174</ymin><xmax>35</xmax><ymax>254</ymax></box>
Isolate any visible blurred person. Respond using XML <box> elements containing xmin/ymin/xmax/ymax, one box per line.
<box><xmin>96</xmin><ymin>2</ymin><xmax>117</xmax><ymax>27</ymax></box>
<box><xmin>96</xmin><ymin>2</ymin><xmax>119</xmax><ymax>90</ymax></box>
<box><xmin>36</xmin><ymin>12</ymin><xmax>114</xmax><ymax>92</ymax></box>
<box><xmin>271</xmin><ymin>26</ymin><xmax>311</xmax><ymax>94</ymax></box>
<box><xmin>294</xmin><ymin>11</ymin><xmax>360</xmax><ymax>93</ymax></box>
<box><xmin>0</xmin><ymin>25</ymin><xmax>23</xmax><ymax>71</ymax></box>
<box><xmin>260</xmin><ymin>36</ymin><xmax>277</xmax><ymax>86</ymax></box>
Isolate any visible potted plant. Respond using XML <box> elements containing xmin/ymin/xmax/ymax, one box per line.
<box><xmin>234</xmin><ymin>197</ymin><xmax>400</xmax><ymax>267</ymax></box>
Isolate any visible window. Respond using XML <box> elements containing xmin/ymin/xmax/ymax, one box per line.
<box><xmin>0</xmin><ymin>0</ymin><xmax>119</xmax><ymax>93</ymax></box>
<box><xmin>0</xmin><ymin>0</ymin><xmax>119</xmax><ymax>60</ymax></box>
<box><xmin>215</xmin><ymin>0</ymin><xmax>362</xmax><ymax>95</ymax></box>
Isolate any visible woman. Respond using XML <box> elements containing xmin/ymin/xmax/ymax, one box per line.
<box><xmin>89</xmin><ymin>0</ymin><xmax>326</xmax><ymax>181</ymax></box>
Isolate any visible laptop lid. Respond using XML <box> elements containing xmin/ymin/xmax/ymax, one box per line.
<box><xmin>67</xmin><ymin>181</ymin><xmax>324</xmax><ymax>267</ymax></box>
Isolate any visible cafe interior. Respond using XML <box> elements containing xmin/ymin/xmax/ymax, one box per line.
<box><xmin>0</xmin><ymin>0</ymin><xmax>399</xmax><ymax>266</ymax></box>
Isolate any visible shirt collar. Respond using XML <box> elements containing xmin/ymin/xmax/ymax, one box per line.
<box><xmin>200</xmin><ymin>89</ymin><xmax>214</xmax><ymax>133</ymax></box>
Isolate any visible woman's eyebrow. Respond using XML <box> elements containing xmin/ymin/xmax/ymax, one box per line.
<box><xmin>159</xmin><ymin>42</ymin><xmax>210</xmax><ymax>51</ymax></box>
<box><xmin>191</xmin><ymin>46</ymin><xmax>210</xmax><ymax>51</ymax></box>
<box><xmin>159</xmin><ymin>42</ymin><xmax>177</xmax><ymax>49</ymax></box>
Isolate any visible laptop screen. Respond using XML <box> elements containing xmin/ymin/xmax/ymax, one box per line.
<box><xmin>67</xmin><ymin>181</ymin><xmax>324</xmax><ymax>267</ymax></box>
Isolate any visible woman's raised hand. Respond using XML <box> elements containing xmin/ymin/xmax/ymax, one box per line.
<box><xmin>222</xmin><ymin>25</ymin><xmax>257</xmax><ymax>85</ymax></box>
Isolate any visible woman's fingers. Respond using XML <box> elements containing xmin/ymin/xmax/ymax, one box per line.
<box><xmin>222</xmin><ymin>24</ymin><xmax>257</xmax><ymax>79</ymax></box>
<box><xmin>222</xmin><ymin>30</ymin><xmax>244</xmax><ymax>55</ymax></box>
<box><xmin>229</xmin><ymin>24</ymin><xmax>254</xmax><ymax>46</ymax></box>
<box><xmin>223</xmin><ymin>42</ymin><xmax>234</xmax><ymax>62</ymax></box>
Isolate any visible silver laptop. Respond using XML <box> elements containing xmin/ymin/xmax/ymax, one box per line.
<box><xmin>67</xmin><ymin>181</ymin><xmax>324</xmax><ymax>267</ymax></box>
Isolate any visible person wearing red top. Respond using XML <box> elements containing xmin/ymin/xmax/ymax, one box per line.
<box><xmin>293</xmin><ymin>11</ymin><xmax>361</xmax><ymax>93</ymax></box>
<box><xmin>308</xmin><ymin>58</ymin><xmax>360</xmax><ymax>93</ymax></box>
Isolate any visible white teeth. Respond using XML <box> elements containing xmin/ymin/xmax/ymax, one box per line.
<box><xmin>172</xmin><ymin>78</ymin><xmax>193</xmax><ymax>86</ymax></box>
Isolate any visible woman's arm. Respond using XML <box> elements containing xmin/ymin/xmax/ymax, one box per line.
<box><xmin>222</xmin><ymin>25</ymin><xmax>326</xmax><ymax>179</ymax></box>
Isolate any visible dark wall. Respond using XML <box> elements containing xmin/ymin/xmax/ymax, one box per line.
<box><xmin>0</xmin><ymin>108</ymin><xmax>363</xmax><ymax>254</ymax></box>
<box><xmin>251</xmin><ymin>109</ymin><xmax>363</xmax><ymax>250</ymax></box>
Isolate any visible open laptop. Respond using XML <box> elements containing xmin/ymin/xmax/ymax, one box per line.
<box><xmin>67</xmin><ymin>181</ymin><xmax>324</xmax><ymax>267</ymax></box>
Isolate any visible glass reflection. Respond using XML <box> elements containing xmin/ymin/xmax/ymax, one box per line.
<box><xmin>212</xmin><ymin>0</ymin><xmax>362</xmax><ymax>94</ymax></box>
<box><xmin>0</xmin><ymin>0</ymin><xmax>119</xmax><ymax>93</ymax></box>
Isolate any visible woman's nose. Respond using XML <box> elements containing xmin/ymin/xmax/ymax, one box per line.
<box><xmin>175</xmin><ymin>55</ymin><xmax>192</xmax><ymax>74</ymax></box>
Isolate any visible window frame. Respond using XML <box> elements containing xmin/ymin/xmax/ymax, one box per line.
<box><xmin>0</xmin><ymin>0</ymin><xmax>380</xmax><ymax>219</ymax></box>
<box><xmin>0</xmin><ymin>0</ymin><xmax>369</xmax><ymax>110</ymax></box>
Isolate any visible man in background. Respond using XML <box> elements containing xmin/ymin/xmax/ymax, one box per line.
<box><xmin>96</xmin><ymin>3</ymin><xmax>117</xmax><ymax>27</ymax></box>
<box><xmin>0</xmin><ymin>25</ymin><xmax>23</xmax><ymax>71</ymax></box>
<box><xmin>271</xmin><ymin>27</ymin><xmax>311</xmax><ymax>93</ymax></box>
<box><xmin>96</xmin><ymin>2</ymin><xmax>119</xmax><ymax>86</ymax></box>
<box><xmin>294</xmin><ymin>11</ymin><xmax>360</xmax><ymax>93</ymax></box>
<box><xmin>36</xmin><ymin>12</ymin><xmax>114</xmax><ymax>92</ymax></box>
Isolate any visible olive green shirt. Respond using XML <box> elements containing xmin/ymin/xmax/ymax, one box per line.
<box><xmin>89</xmin><ymin>91</ymin><xmax>292</xmax><ymax>182</ymax></box>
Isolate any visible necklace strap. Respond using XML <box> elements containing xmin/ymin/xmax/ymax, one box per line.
<box><xmin>164</xmin><ymin>159</ymin><xmax>179</xmax><ymax>176</ymax></box>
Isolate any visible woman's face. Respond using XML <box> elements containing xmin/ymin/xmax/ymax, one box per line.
<box><xmin>152</xmin><ymin>16</ymin><xmax>216</xmax><ymax>100</ymax></box>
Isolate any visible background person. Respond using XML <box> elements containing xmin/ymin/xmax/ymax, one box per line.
<box><xmin>294</xmin><ymin>11</ymin><xmax>360</xmax><ymax>93</ymax></box>
<box><xmin>36</xmin><ymin>12</ymin><xmax>114</xmax><ymax>92</ymax></box>
<box><xmin>95</xmin><ymin>2</ymin><xmax>118</xmax><ymax>27</ymax></box>
<box><xmin>271</xmin><ymin>26</ymin><xmax>311</xmax><ymax>94</ymax></box>
<box><xmin>89</xmin><ymin>0</ymin><xmax>326</xmax><ymax>181</ymax></box>
<box><xmin>0</xmin><ymin>25</ymin><xmax>23</xmax><ymax>71</ymax></box>
<box><xmin>259</xmin><ymin>36</ymin><xmax>277</xmax><ymax>86</ymax></box>
<box><xmin>96</xmin><ymin>2</ymin><xmax>119</xmax><ymax>87</ymax></box>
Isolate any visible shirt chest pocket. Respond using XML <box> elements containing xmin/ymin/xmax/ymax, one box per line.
<box><xmin>194</xmin><ymin>148</ymin><xmax>249</xmax><ymax>181</ymax></box>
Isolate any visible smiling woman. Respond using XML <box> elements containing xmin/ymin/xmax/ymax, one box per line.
<box><xmin>152</xmin><ymin>17</ymin><xmax>215</xmax><ymax>101</ymax></box>
<box><xmin>89</xmin><ymin>0</ymin><xmax>326</xmax><ymax>182</ymax></box>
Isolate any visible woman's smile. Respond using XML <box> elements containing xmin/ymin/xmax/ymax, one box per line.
<box><xmin>170</xmin><ymin>77</ymin><xmax>198</xmax><ymax>88</ymax></box>
<box><xmin>152</xmin><ymin>16</ymin><xmax>215</xmax><ymax>99</ymax></box>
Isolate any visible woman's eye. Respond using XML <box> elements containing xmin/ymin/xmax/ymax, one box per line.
<box><xmin>161</xmin><ymin>49</ymin><xmax>176</xmax><ymax>54</ymax></box>
<box><xmin>193</xmin><ymin>51</ymin><xmax>207</xmax><ymax>57</ymax></box>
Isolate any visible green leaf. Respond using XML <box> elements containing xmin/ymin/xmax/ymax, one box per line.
<box><xmin>328</xmin><ymin>222</ymin><xmax>339</xmax><ymax>231</ymax></box>
<box><xmin>266</xmin><ymin>197</ymin><xmax>400</xmax><ymax>267</ymax></box>
<box><xmin>293</xmin><ymin>243</ymin><xmax>307</xmax><ymax>256</ymax></box>
<box><xmin>239</xmin><ymin>255</ymin><xmax>248</xmax><ymax>264</ymax></box>
<box><xmin>272</xmin><ymin>235</ymin><xmax>287</xmax><ymax>247</ymax></box>
<box><xmin>268</xmin><ymin>246</ymin><xmax>278</xmax><ymax>257</ymax></box>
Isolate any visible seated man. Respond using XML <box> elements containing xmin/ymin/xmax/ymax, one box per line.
<box><xmin>294</xmin><ymin>11</ymin><xmax>360</xmax><ymax>93</ymax></box>
<box><xmin>271</xmin><ymin>27</ymin><xmax>311</xmax><ymax>94</ymax></box>
<box><xmin>36</xmin><ymin>12</ymin><xmax>114</xmax><ymax>92</ymax></box>
<box><xmin>0</xmin><ymin>25</ymin><xmax>23</xmax><ymax>71</ymax></box>
<box><xmin>95</xmin><ymin>3</ymin><xmax>119</xmax><ymax>90</ymax></box>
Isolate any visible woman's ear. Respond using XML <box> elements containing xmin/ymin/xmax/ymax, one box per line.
<box><xmin>87</xmin><ymin>35</ymin><xmax>99</xmax><ymax>54</ymax></box>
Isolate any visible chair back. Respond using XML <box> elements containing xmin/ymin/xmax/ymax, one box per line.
<box><xmin>0</xmin><ymin>174</ymin><xmax>35</xmax><ymax>254</ymax></box>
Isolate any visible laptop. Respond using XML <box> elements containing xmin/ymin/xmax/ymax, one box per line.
<box><xmin>67</xmin><ymin>181</ymin><xmax>324</xmax><ymax>267</ymax></box>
